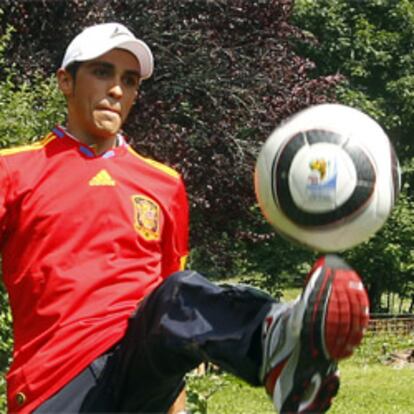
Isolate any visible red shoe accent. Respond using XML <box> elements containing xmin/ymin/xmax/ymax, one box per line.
<box><xmin>324</xmin><ymin>269</ymin><xmax>369</xmax><ymax>359</ymax></box>
<box><xmin>265</xmin><ymin>356</ymin><xmax>289</xmax><ymax>396</ymax></box>
<box><xmin>304</xmin><ymin>256</ymin><xmax>326</xmax><ymax>285</ymax></box>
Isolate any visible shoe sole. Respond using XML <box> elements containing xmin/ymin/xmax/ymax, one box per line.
<box><xmin>304</xmin><ymin>255</ymin><xmax>369</xmax><ymax>360</ymax></box>
<box><xmin>280</xmin><ymin>254</ymin><xmax>369</xmax><ymax>413</ymax></box>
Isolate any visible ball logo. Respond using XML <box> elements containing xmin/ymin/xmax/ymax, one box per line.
<box><xmin>306</xmin><ymin>157</ymin><xmax>337</xmax><ymax>199</ymax></box>
<box><xmin>309</xmin><ymin>159</ymin><xmax>327</xmax><ymax>180</ymax></box>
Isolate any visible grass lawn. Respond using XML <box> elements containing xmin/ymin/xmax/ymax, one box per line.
<box><xmin>187</xmin><ymin>333</ymin><xmax>414</xmax><ymax>414</ymax></box>
<box><xmin>331</xmin><ymin>364</ymin><xmax>414</xmax><ymax>414</ymax></box>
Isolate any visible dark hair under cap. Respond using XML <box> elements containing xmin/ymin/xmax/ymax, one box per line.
<box><xmin>65</xmin><ymin>61</ymin><xmax>83</xmax><ymax>81</ymax></box>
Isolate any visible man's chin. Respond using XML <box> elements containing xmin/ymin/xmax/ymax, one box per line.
<box><xmin>93</xmin><ymin>112</ymin><xmax>122</xmax><ymax>135</ymax></box>
<box><xmin>94</xmin><ymin>123</ymin><xmax>122</xmax><ymax>139</ymax></box>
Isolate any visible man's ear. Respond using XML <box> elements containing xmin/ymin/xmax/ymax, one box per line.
<box><xmin>56</xmin><ymin>68</ymin><xmax>74</xmax><ymax>97</ymax></box>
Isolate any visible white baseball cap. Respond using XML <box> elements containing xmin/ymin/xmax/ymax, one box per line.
<box><xmin>61</xmin><ymin>22</ymin><xmax>154</xmax><ymax>80</ymax></box>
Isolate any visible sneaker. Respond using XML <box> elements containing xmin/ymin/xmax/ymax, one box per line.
<box><xmin>260</xmin><ymin>254</ymin><xmax>369</xmax><ymax>413</ymax></box>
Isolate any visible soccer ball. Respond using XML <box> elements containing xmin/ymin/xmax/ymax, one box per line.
<box><xmin>254</xmin><ymin>103</ymin><xmax>401</xmax><ymax>252</ymax></box>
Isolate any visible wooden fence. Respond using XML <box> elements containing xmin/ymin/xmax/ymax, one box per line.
<box><xmin>368</xmin><ymin>314</ymin><xmax>414</xmax><ymax>335</ymax></box>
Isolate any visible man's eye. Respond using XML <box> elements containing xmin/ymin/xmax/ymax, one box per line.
<box><xmin>93</xmin><ymin>67</ymin><xmax>111</xmax><ymax>77</ymax></box>
<box><xmin>124</xmin><ymin>75</ymin><xmax>140</xmax><ymax>88</ymax></box>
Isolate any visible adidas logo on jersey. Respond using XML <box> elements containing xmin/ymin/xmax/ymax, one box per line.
<box><xmin>89</xmin><ymin>169</ymin><xmax>116</xmax><ymax>186</ymax></box>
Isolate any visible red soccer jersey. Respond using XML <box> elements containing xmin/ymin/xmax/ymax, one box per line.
<box><xmin>0</xmin><ymin>126</ymin><xmax>189</xmax><ymax>413</ymax></box>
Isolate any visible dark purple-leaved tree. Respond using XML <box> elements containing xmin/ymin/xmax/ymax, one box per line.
<box><xmin>0</xmin><ymin>0</ymin><xmax>340</xmax><ymax>275</ymax></box>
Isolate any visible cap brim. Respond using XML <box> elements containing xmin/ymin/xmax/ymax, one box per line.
<box><xmin>116</xmin><ymin>39</ymin><xmax>154</xmax><ymax>80</ymax></box>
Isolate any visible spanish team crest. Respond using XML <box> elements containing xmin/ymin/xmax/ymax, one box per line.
<box><xmin>131</xmin><ymin>195</ymin><xmax>161</xmax><ymax>241</ymax></box>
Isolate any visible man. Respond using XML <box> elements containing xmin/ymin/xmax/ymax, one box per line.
<box><xmin>0</xmin><ymin>22</ymin><xmax>369</xmax><ymax>413</ymax></box>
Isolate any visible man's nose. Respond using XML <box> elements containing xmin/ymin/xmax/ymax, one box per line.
<box><xmin>108</xmin><ymin>82</ymin><xmax>123</xmax><ymax>99</ymax></box>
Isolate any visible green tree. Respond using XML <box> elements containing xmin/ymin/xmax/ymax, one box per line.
<box><xmin>291</xmin><ymin>0</ymin><xmax>414</xmax><ymax>311</ymax></box>
<box><xmin>292</xmin><ymin>0</ymin><xmax>414</xmax><ymax>149</ymax></box>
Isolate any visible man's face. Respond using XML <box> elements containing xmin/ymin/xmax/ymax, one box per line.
<box><xmin>59</xmin><ymin>48</ymin><xmax>141</xmax><ymax>143</ymax></box>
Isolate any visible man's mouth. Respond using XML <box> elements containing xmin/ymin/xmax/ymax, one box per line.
<box><xmin>97</xmin><ymin>106</ymin><xmax>121</xmax><ymax>116</ymax></box>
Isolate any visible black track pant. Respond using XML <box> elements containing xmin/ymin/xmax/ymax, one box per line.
<box><xmin>34</xmin><ymin>271</ymin><xmax>275</xmax><ymax>413</ymax></box>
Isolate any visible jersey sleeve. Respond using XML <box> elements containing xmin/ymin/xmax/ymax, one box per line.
<box><xmin>0</xmin><ymin>157</ymin><xmax>11</xmax><ymax>237</ymax></box>
<box><xmin>161</xmin><ymin>177</ymin><xmax>189</xmax><ymax>278</ymax></box>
